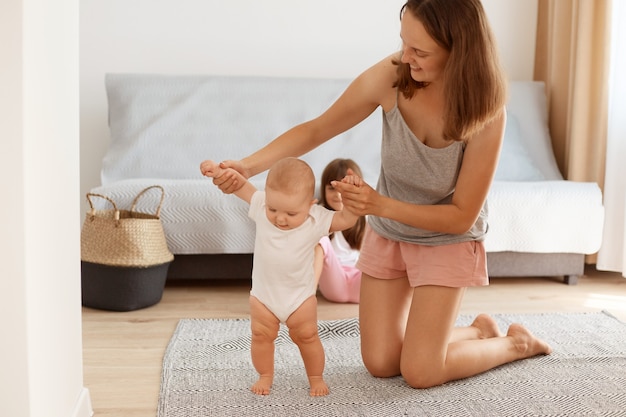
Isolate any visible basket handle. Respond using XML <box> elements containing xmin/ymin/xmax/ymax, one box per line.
<box><xmin>85</xmin><ymin>193</ymin><xmax>120</xmax><ymax>220</ymax></box>
<box><xmin>130</xmin><ymin>185</ymin><xmax>166</xmax><ymax>217</ymax></box>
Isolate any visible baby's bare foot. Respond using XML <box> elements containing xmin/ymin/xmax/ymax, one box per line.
<box><xmin>251</xmin><ymin>375</ymin><xmax>273</xmax><ymax>395</ymax></box>
<box><xmin>507</xmin><ymin>323</ymin><xmax>553</xmax><ymax>357</ymax></box>
<box><xmin>471</xmin><ymin>313</ymin><xmax>504</xmax><ymax>339</ymax></box>
<box><xmin>308</xmin><ymin>376</ymin><xmax>329</xmax><ymax>397</ymax></box>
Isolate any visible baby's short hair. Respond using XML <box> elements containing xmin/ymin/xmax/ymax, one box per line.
<box><xmin>266</xmin><ymin>157</ymin><xmax>315</xmax><ymax>197</ymax></box>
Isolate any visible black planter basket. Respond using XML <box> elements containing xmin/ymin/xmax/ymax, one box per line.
<box><xmin>81</xmin><ymin>261</ymin><xmax>171</xmax><ymax>312</ymax></box>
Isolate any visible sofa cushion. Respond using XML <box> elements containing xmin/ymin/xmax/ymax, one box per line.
<box><xmin>103</xmin><ymin>75</ymin><xmax>562</xmax><ymax>185</ymax></box>
<box><xmin>494</xmin><ymin>113</ymin><xmax>545</xmax><ymax>181</ymax></box>
<box><xmin>103</xmin><ymin>74</ymin><xmax>382</xmax><ymax>186</ymax></box>
<box><xmin>503</xmin><ymin>81</ymin><xmax>563</xmax><ymax>180</ymax></box>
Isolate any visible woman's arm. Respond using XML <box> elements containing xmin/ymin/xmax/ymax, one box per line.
<box><xmin>214</xmin><ymin>55</ymin><xmax>398</xmax><ymax>192</ymax></box>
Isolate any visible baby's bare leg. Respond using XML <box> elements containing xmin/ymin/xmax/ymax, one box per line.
<box><xmin>286</xmin><ymin>296</ymin><xmax>329</xmax><ymax>396</ymax></box>
<box><xmin>249</xmin><ymin>296</ymin><xmax>280</xmax><ymax>395</ymax></box>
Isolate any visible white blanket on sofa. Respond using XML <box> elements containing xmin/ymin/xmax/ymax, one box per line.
<box><xmin>88</xmin><ymin>178</ymin><xmax>603</xmax><ymax>255</ymax></box>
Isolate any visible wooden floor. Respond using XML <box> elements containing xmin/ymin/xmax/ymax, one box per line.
<box><xmin>82</xmin><ymin>265</ymin><xmax>626</xmax><ymax>417</ymax></box>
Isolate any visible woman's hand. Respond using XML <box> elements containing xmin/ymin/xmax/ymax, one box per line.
<box><xmin>331</xmin><ymin>169</ymin><xmax>380</xmax><ymax>217</ymax></box>
<box><xmin>212</xmin><ymin>160</ymin><xmax>250</xmax><ymax>194</ymax></box>
<box><xmin>341</xmin><ymin>173</ymin><xmax>364</xmax><ymax>187</ymax></box>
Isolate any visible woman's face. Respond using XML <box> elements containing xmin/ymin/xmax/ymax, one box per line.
<box><xmin>399</xmin><ymin>11</ymin><xmax>450</xmax><ymax>84</ymax></box>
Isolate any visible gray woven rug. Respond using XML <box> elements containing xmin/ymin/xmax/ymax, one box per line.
<box><xmin>158</xmin><ymin>312</ymin><xmax>626</xmax><ymax>416</ymax></box>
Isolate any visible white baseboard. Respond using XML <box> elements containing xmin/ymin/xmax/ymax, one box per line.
<box><xmin>71</xmin><ymin>387</ymin><xmax>93</xmax><ymax>417</ymax></box>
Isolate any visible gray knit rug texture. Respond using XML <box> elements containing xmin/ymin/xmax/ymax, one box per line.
<box><xmin>157</xmin><ymin>311</ymin><xmax>626</xmax><ymax>417</ymax></box>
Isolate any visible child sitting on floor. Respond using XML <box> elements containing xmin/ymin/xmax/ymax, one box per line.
<box><xmin>315</xmin><ymin>158</ymin><xmax>367</xmax><ymax>303</ymax></box>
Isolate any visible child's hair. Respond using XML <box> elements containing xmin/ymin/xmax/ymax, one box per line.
<box><xmin>319</xmin><ymin>158</ymin><xmax>366</xmax><ymax>250</ymax></box>
<box><xmin>266</xmin><ymin>157</ymin><xmax>315</xmax><ymax>198</ymax></box>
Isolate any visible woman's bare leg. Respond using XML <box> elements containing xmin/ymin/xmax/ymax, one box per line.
<box><xmin>359</xmin><ymin>273</ymin><xmax>414</xmax><ymax>377</ymax></box>
<box><xmin>399</xmin><ymin>285</ymin><xmax>552</xmax><ymax>388</ymax></box>
<box><xmin>249</xmin><ymin>296</ymin><xmax>280</xmax><ymax>395</ymax></box>
<box><xmin>359</xmin><ymin>274</ymin><xmax>505</xmax><ymax>375</ymax></box>
<box><xmin>286</xmin><ymin>296</ymin><xmax>329</xmax><ymax>396</ymax></box>
<box><xmin>448</xmin><ymin>313</ymin><xmax>504</xmax><ymax>343</ymax></box>
<box><xmin>359</xmin><ymin>274</ymin><xmax>550</xmax><ymax>387</ymax></box>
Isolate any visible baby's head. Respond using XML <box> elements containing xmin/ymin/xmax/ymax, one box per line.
<box><xmin>264</xmin><ymin>157</ymin><xmax>317</xmax><ymax>230</ymax></box>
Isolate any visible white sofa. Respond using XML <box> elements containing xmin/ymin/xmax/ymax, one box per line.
<box><xmin>88</xmin><ymin>74</ymin><xmax>604</xmax><ymax>284</ymax></box>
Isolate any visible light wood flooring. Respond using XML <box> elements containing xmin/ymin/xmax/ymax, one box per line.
<box><xmin>82</xmin><ymin>265</ymin><xmax>626</xmax><ymax>417</ymax></box>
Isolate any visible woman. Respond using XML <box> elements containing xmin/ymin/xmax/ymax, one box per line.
<box><xmin>315</xmin><ymin>158</ymin><xmax>366</xmax><ymax>303</ymax></box>
<box><xmin>212</xmin><ymin>0</ymin><xmax>551</xmax><ymax>388</ymax></box>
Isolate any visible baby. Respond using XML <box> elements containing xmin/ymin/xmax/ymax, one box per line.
<box><xmin>200</xmin><ymin>157</ymin><xmax>361</xmax><ymax>396</ymax></box>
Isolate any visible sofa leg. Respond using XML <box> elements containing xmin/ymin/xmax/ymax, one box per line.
<box><xmin>564</xmin><ymin>274</ymin><xmax>579</xmax><ymax>285</ymax></box>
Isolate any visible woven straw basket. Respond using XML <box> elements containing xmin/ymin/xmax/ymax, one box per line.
<box><xmin>81</xmin><ymin>185</ymin><xmax>173</xmax><ymax>267</ymax></box>
<box><xmin>81</xmin><ymin>185</ymin><xmax>173</xmax><ymax>311</ymax></box>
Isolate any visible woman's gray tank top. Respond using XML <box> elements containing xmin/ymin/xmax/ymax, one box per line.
<box><xmin>367</xmin><ymin>104</ymin><xmax>488</xmax><ymax>245</ymax></box>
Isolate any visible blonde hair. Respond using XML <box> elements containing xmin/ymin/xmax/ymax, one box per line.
<box><xmin>266</xmin><ymin>157</ymin><xmax>315</xmax><ymax>197</ymax></box>
<box><xmin>393</xmin><ymin>0</ymin><xmax>507</xmax><ymax>141</ymax></box>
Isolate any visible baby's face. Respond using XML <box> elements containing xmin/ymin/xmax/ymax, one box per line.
<box><xmin>265</xmin><ymin>188</ymin><xmax>314</xmax><ymax>230</ymax></box>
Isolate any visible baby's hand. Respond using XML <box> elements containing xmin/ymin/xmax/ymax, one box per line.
<box><xmin>341</xmin><ymin>173</ymin><xmax>363</xmax><ymax>187</ymax></box>
<box><xmin>200</xmin><ymin>160</ymin><xmax>223</xmax><ymax>178</ymax></box>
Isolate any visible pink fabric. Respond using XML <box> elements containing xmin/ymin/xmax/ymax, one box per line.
<box><xmin>317</xmin><ymin>236</ymin><xmax>361</xmax><ymax>303</ymax></box>
<box><xmin>357</xmin><ymin>225</ymin><xmax>488</xmax><ymax>288</ymax></box>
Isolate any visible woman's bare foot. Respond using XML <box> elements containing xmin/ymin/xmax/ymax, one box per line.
<box><xmin>507</xmin><ymin>323</ymin><xmax>553</xmax><ymax>357</ymax></box>
<box><xmin>251</xmin><ymin>375</ymin><xmax>273</xmax><ymax>395</ymax></box>
<box><xmin>308</xmin><ymin>376</ymin><xmax>330</xmax><ymax>397</ymax></box>
<box><xmin>471</xmin><ymin>313</ymin><xmax>504</xmax><ymax>339</ymax></box>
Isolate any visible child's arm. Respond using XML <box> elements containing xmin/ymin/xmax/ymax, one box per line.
<box><xmin>328</xmin><ymin>174</ymin><xmax>363</xmax><ymax>232</ymax></box>
<box><xmin>200</xmin><ymin>160</ymin><xmax>257</xmax><ymax>204</ymax></box>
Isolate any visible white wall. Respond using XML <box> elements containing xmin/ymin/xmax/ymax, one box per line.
<box><xmin>80</xmin><ymin>0</ymin><xmax>538</xmax><ymax>211</ymax></box>
<box><xmin>482</xmin><ymin>0</ymin><xmax>539</xmax><ymax>81</ymax></box>
<box><xmin>1</xmin><ymin>0</ymin><xmax>92</xmax><ymax>416</ymax></box>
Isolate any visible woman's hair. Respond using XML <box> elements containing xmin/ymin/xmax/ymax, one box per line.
<box><xmin>393</xmin><ymin>0</ymin><xmax>507</xmax><ymax>141</ymax></box>
<box><xmin>319</xmin><ymin>158</ymin><xmax>366</xmax><ymax>250</ymax></box>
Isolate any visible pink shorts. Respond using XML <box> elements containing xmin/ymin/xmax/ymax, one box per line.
<box><xmin>356</xmin><ymin>225</ymin><xmax>488</xmax><ymax>288</ymax></box>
